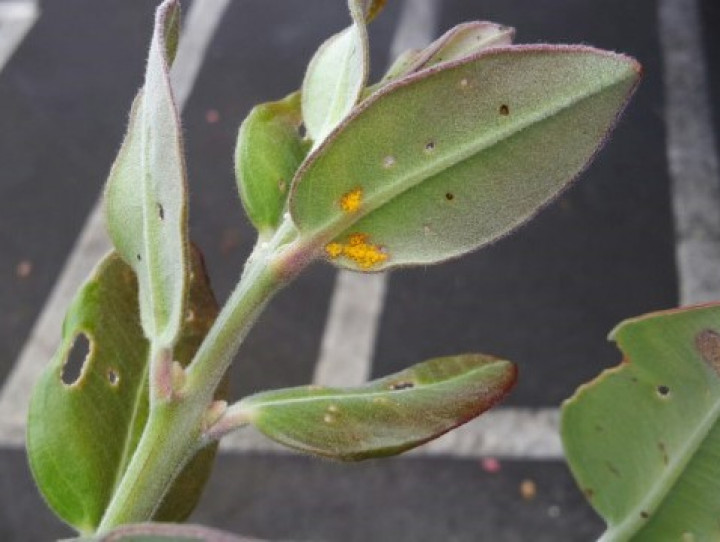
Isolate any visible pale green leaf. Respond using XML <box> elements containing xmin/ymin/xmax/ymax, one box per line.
<box><xmin>104</xmin><ymin>0</ymin><xmax>188</xmax><ymax>346</ymax></box>
<box><xmin>372</xmin><ymin>21</ymin><xmax>515</xmax><ymax>91</ymax></box>
<box><xmin>239</xmin><ymin>354</ymin><xmax>517</xmax><ymax>461</ymax></box>
<box><xmin>235</xmin><ymin>92</ymin><xmax>309</xmax><ymax>235</ymax></box>
<box><xmin>301</xmin><ymin>0</ymin><xmax>370</xmax><ymax>146</ymax></box>
<box><xmin>27</xmin><ymin>249</ymin><xmax>221</xmax><ymax>533</ymax></box>
<box><xmin>562</xmin><ymin>303</ymin><xmax>720</xmax><ymax>541</ymax></box>
<box><xmin>290</xmin><ymin>46</ymin><xmax>641</xmax><ymax>271</ymax></box>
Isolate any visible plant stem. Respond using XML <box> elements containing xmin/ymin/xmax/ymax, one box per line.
<box><xmin>99</xmin><ymin>218</ymin><xmax>319</xmax><ymax>530</ymax></box>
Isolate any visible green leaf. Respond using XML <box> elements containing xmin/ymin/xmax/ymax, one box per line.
<box><xmin>104</xmin><ymin>0</ymin><xmax>188</xmax><ymax>347</ymax></box>
<box><xmin>235</xmin><ymin>92</ymin><xmax>309</xmax><ymax>235</ymax></box>
<box><xmin>85</xmin><ymin>522</ymin><xmax>251</xmax><ymax>542</ymax></box>
<box><xmin>301</xmin><ymin>0</ymin><xmax>370</xmax><ymax>146</ymax></box>
<box><xmin>561</xmin><ymin>303</ymin><xmax>720</xmax><ymax>541</ymax></box>
<box><xmin>27</xmin><ymin>248</ymin><xmax>220</xmax><ymax>533</ymax></box>
<box><xmin>373</xmin><ymin>21</ymin><xmax>515</xmax><ymax>91</ymax></box>
<box><xmin>290</xmin><ymin>46</ymin><xmax>641</xmax><ymax>271</ymax></box>
<box><xmin>239</xmin><ymin>354</ymin><xmax>517</xmax><ymax>461</ymax></box>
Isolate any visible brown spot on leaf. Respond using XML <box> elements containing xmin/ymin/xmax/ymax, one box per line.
<box><xmin>499</xmin><ymin>104</ymin><xmax>510</xmax><ymax>116</ymax></box>
<box><xmin>640</xmin><ymin>511</ymin><xmax>650</xmax><ymax>519</ymax></box>
<box><xmin>583</xmin><ymin>488</ymin><xmax>595</xmax><ymax>500</ymax></box>
<box><xmin>696</xmin><ymin>329</ymin><xmax>720</xmax><ymax>376</ymax></box>
<box><xmin>445</xmin><ymin>192</ymin><xmax>455</xmax><ymax>201</ymax></box>
<box><xmin>390</xmin><ymin>381</ymin><xmax>414</xmax><ymax>391</ymax></box>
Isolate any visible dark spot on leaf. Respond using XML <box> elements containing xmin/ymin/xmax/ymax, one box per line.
<box><xmin>640</xmin><ymin>511</ymin><xmax>650</xmax><ymax>519</ymax></box>
<box><xmin>298</xmin><ymin>123</ymin><xmax>307</xmax><ymax>139</ymax></box>
<box><xmin>157</xmin><ymin>203</ymin><xmax>164</xmax><ymax>221</ymax></box>
<box><xmin>658</xmin><ymin>441</ymin><xmax>669</xmax><ymax>466</ymax></box>
<box><xmin>605</xmin><ymin>461</ymin><xmax>621</xmax><ymax>478</ymax></box>
<box><xmin>499</xmin><ymin>104</ymin><xmax>510</xmax><ymax>116</ymax></box>
<box><xmin>390</xmin><ymin>381</ymin><xmax>414</xmax><ymax>391</ymax></box>
<box><xmin>278</xmin><ymin>179</ymin><xmax>287</xmax><ymax>194</ymax></box>
<box><xmin>445</xmin><ymin>192</ymin><xmax>455</xmax><ymax>201</ymax></box>
<box><xmin>695</xmin><ymin>329</ymin><xmax>720</xmax><ymax>376</ymax></box>
<box><xmin>583</xmin><ymin>488</ymin><xmax>595</xmax><ymax>499</ymax></box>
<box><xmin>425</xmin><ymin>141</ymin><xmax>436</xmax><ymax>152</ymax></box>
<box><xmin>107</xmin><ymin>368</ymin><xmax>120</xmax><ymax>387</ymax></box>
<box><xmin>136</xmin><ymin>253</ymin><xmax>142</xmax><ymax>261</ymax></box>
<box><xmin>62</xmin><ymin>333</ymin><xmax>91</xmax><ymax>386</ymax></box>
<box><xmin>657</xmin><ymin>385</ymin><xmax>670</xmax><ymax>397</ymax></box>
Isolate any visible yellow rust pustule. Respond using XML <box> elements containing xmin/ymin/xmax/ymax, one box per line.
<box><xmin>339</xmin><ymin>187</ymin><xmax>363</xmax><ymax>213</ymax></box>
<box><xmin>324</xmin><ymin>232</ymin><xmax>388</xmax><ymax>270</ymax></box>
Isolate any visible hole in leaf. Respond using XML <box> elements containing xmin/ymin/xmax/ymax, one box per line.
<box><xmin>382</xmin><ymin>155</ymin><xmax>396</xmax><ymax>169</ymax></box>
<box><xmin>424</xmin><ymin>141</ymin><xmax>436</xmax><ymax>153</ymax></box>
<box><xmin>499</xmin><ymin>104</ymin><xmax>510</xmax><ymax>116</ymax></box>
<box><xmin>657</xmin><ymin>384</ymin><xmax>670</xmax><ymax>397</ymax></box>
<box><xmin>107</xmin><ymin>368</ymin><xmax>120</xmax><ymax>387</ymax></box>
<box><xmin>62</xmin><ymin>333</ymin><xmax>91</xmax><ymax>386</ymax></box>
<box><xmin>445</xmin><ymin>192</ymin><xmax>455</xmax><ymax>201</ymax></box>
<box><xmin>157</xmin><ymin>203</ymin><xmax>165</xmax><ymax>220</ymax></box>
<box><xmin>390</xmin><ymin>381</ymin><xmax>414</xmax><ymax>391</ymax></box>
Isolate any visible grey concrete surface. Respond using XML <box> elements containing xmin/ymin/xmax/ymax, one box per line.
<box><xmin>0</xmin><ymin>0</ymin><xmax>717</xmax><ymax>541</ymax></box>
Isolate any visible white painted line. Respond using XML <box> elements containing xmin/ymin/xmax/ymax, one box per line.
<box><xmin>0</xmin><ymin>1</ymin><xmax>38</xmax><ymax>72</ymax></box>
<box><xmin>0</xmin><ymin>0</ymin><xmax>231</xmax><ymax>443</ymax></box>
<box><xmin>313</xmin><ymin>272</ymin><xmax>387</xmax><ymax>386</ymax></box>
<box><xmin>313</xmin><ymin>0</ymin><xmax>439</xmax><ymax>388</ymax></box>
<box><xmin>218</xmin><ymin>407</ymin><xmax>562</xmax><ymax>459</ymax></box>
<box><xmin>660</xmin><ymin>0</ymin><xmax>720</xmax><ymax>305</ymax></box>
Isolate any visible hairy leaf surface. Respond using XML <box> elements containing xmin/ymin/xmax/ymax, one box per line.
<box><xmin>239</xmin><ymin>354</ymin><xmax>516</xmax><ymax>461</ymax></box>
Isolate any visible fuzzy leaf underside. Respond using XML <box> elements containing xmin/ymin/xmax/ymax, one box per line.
<box><xmin>301</xmin><ymin>0</ymin><xmax>370</xmax><ymax>145</ymax></box>
<box><xmin>240</xmin><ymin>354</ymin><xmax>517</xmax><ymax>461</ymax></box>
<box><xmin>235</xmin><ymin>92</ymin><xmax>308</xmax><ymax>234</ymax></box>
<box><xmin>290</xmin><ymin>45</ymin><xmax>641</xmax><ymax>272</ymax></box>
<box><xmin>27</xmin><ymin>249</ymin><xmax>220</xmax><ymax>533</ymax></box>
<box><xmin>104</xmin><ymin>0</ymin><xmax>188</xmax><ymax>346</ymax></box>
<box><xmin>562</xmin><ymin>303</ymin><xmax>720</xmax><ymax>540</ymax></box>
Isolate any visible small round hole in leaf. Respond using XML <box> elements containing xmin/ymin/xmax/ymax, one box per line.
<box><xmin>62</xmin><ymin>333</ymin><xmax>91</xmax><ymax>386</ymax></box>
<box><xmin>107</xmin><ymin>368</ymin><xmax>120</xmax><ymax>387</ymax></box>
<box><xmin>657</xmin><ymin>385</ymin><xmax>670</xmax><ymax>398</ymax></box>
<box><xmin>445</xmin><ymin>192</ymin><xmax>455</xmax><ymax>201</ymax></box>
<box><xmin>424</xmin><ymin>141</ymin><xmax>436</xmax><ymax>153</ymax></box>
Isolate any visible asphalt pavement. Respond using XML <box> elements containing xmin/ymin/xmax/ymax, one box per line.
<box><xmin>0</xmin><ymin>1</ymin><xmax>717</xmax><ymax>540</ymax></box>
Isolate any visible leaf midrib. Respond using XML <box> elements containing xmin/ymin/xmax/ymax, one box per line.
<box><xmin>600</xmin><ymin>388</ymin><xmax>720</xmax><ymax>541</ymax></box>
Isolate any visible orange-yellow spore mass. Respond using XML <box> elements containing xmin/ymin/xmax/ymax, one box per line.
<box><xmin>340</xmin><ymin>188</ymin><xmax>363</xmax><ymax>213</ymax></box>
<box><xmin>324</xmin><ymin>232</ymin><xmax>388</xmax><ymax>270</ymax></box>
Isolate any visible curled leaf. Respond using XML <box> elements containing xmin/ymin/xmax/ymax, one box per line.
<box><xmin>235</xmin><ymin>92</ymin><xmax>309</xmax><ymax>235</ymax></box>
<box><xmin>238</xmin><ymin>354</ymin><xmax>517</xmax><ymax>461</ymax></box>
<box><xmin>104</xmin><ymin>0</ymin><xmax>188</xmax><ymax>346</ymax></box>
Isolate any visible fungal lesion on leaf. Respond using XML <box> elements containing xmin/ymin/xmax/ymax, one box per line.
<box><xmin>695</xmin><ymin>329</ymin><xmax>720</xmax><ymax>376</ymax></box>
<box><xmin>325</xmin><ymin>232</ymin><xmax>389</xmax><ymax>269</ymax></box>
<box><xmin>339</xmin><ymin>187</ymin><xmax>363</xmax><ymax>213</ymax></box>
